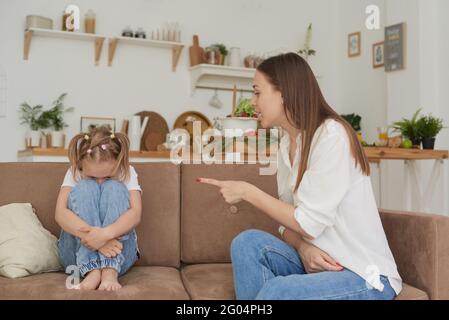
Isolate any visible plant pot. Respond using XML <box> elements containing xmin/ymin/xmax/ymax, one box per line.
<box><xmin>219</xmin><ymin>117</ymin><xmax>259</xmax><ymax>137</ymax></box>
<box><xmin>28</xmin><ymin>130</ymin><xmax>41</xmax><ymax>147</ymax></box>
<box><xmin>411</xmin><ymin>137</ymin><xmax>422</xmax><ymax>148</ymax></box>
<box><xmin>422</xmin><ymin>137</ymin><xmax>436</xmax><ymax>150</ymax></box>
<box><xmin>50</xmin><ymin>131</ymin><xmax>64</xmax><ymax>148</ymax></box>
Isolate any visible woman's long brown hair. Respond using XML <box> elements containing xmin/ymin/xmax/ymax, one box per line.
<box><xmin>257</xmin><ymin>52</ymin><xmax>370</xmax><ymax>191</ymax></box>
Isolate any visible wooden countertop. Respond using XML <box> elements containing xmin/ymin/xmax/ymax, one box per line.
<box><xmin>18</xmin><ymin>147</ymin><xmax>449</xmax><ymax>162</ymax></box>
<box><xmin>18</xmin><ymin>148</ymin><xmax>172</xmax><ymax>158</ymax></box>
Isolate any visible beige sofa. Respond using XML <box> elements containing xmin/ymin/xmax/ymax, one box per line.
<box><xmin>0</xmin><ymin>162</ymin><xmax>447</xmax><ymax>300</ymax></box>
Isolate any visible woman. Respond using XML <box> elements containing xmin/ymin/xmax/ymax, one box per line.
<box><xmin>199</xmin><ymin>53</ymin><xmax>402</xmax><ymax>300</ymax></box>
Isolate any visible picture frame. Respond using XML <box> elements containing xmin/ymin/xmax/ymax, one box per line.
<box><xmin>372</xmin><ymin>41</ymin><xmax>385</xmax><ymax>68</ymax></box>
<box><xmin>348</xmin><ymin>32</ymin><xmax>361</xmax><ymax>57</ymax></box>
<box><xmin>384</xmin><ymin>23</ymin><xmax>406</xmax><ymax>72</ymax></box>
<box><xmin>80</xmin><ymin>116</ymin><xmax>116</xmax><ymax>133</ymax></box>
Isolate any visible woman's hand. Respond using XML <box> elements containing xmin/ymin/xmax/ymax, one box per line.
<box><xmin>98</xmin><ymin>239</ymin><xmax>123</xmax><ymax>258</ymax></box>
<box><xmin>296</xmin><ymin>241</ymin><xmax>343</xmax><ymax>274</ymax></box>
<box><xmin>79</xmin><ymin>226</ymin><xmax>112</xmax><ymax>251</ymax></box>
<box><xmin>198</xmin><ymin>178</ymin><xmax>255</xmax><ymax>205</ymax></box>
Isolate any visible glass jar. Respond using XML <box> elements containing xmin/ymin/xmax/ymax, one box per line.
<box><xmin>84</xmin><ymin>9</ymin><xmax>96</xmax><ymax>34</ymax></box>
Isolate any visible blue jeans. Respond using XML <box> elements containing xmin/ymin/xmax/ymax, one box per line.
<box><xmin>230</xmin><ymin>229</ymin><xmax>397</xmax><ymax>300</ymax></box>
<box><xmin>58</xmin><ymin>179</ymin><xmax>139</xmax><ymax>278</ymax></box>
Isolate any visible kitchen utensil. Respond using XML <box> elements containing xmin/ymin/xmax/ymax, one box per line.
<box><xmin>189</xmin><ymin>35</ymin><xmax>206</xmax><ymax>66</ymax></box>
<box><xmin>174</xmin><ymin>111</ymin><xmax>212</xmax><ymax>141</ymax></box>
<box><xmin>135</xmin><ymin>111</ymin><xmax>170</xmax><ymax>151</ymax></box>
<box><xmin>229</xmin><ymin>47</ymin><xmax>241</xmax><ymax>67</ymax></box>
<box><xmin>209</xmin><ymin>90</ymin><xmax>223</xmax><ymax>109</ymax></box>
<box><xmin>232</xmin><ymin>85</ymin><xmax>237</xmax><ymax>116</ymax></box>
<box><xmin>128</xmin><ymin>115</ymin><xmax>149</xmax><ymax>151</ymax></box>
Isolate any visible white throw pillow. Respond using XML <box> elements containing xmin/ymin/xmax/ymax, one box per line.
<box><xmin>0</xmin><ymin>203</ymin><xmax>62</xmax><ymax>278</ymax></box>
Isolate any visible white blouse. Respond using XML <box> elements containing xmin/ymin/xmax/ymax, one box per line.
<box><xmin>277</xmin><ymin>119</ymin><xmax>402</xmax><ymax>295</ymax></box>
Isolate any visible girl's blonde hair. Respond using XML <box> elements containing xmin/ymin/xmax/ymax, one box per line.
<box><xmin>68</xmin><ymin>125</ymin><xmax>130</xmax><ymax>182</ymax></box>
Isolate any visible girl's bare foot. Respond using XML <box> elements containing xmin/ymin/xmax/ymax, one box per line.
<box><xmin>98</xmin><ymin>268</ymin><xmax>122</xmax><ymax>291</ymax></box>
<box><xmin>79</xmin><ymin>269</ymin><xmax>102</xmax><ymax>290</ymax></box>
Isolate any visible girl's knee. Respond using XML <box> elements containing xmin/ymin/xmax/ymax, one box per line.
<box><xmin>72</xmin><ymin>179</ymin><xmax>100</xmax><ymax>198</ymax></box>
<box><xmin>101</xmin><ymin>179</ymin><xmax>128</xmax><ymax>195</ymax></box>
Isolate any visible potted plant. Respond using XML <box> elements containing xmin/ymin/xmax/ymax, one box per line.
<box><xmin>392</xmin><ymin>109</ymin><xmax>422</xmax><ymax>148</ymax></box>
<box><xmin>19</xmin><ymin>102</ymin><xmax>44</xmax><ymax>147</ymax></box>
<box><xmin>210</xmin><ymin>43</ymin><xmax>228</xmax><ymax>65</ymax></box>
<box><xmin>40</xmin><ymin>93</ymin><xmax>73</xmax><ymax>148</ymax></box>
<box><xmin>417</xmin><ymin>114</ymin><xmax>445</xmax><ymax>150</ymax></box>
<box><xmin>297</xmin><ymin>23</ymin><xmax>316</xmax><ymax>61</ymax></box>
<box><xmin>341</xmin><ymin>113</ymin><xmax>362</xmax><ymax>142</ymax></box>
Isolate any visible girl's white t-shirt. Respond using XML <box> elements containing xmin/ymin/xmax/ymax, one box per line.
<box><xmin>61</xmin><ymin>165</ymin><xmax>142</xmax><ymax>192</ymax></box>
<box><xmin>277</xmin><ymin>119</ymin><xmax>402</xmax><ymax>295</ymax></box>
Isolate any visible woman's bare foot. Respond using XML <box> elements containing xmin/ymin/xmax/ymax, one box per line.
<box><xmin>79</xmin><ymin>269</ymin><xmax>102</xmax><ymax>290</ymax></box>
<box><xmin>98</xmin><ymin>268</ymin><xmax>122</xmax><ymax>291</ymax></box>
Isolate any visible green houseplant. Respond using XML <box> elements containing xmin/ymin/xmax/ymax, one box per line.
<box><xmin>19</xmin><ymin>102</ymin><xmax>45</xmax><ymax>147</ymax></box>
<box><xmin>341</xmin><ymin>113</ymin><xmax>362</xmax><ymax>142</ymax></box>
<box><xmin>392</xmin><ymin>109</ymin><xmax>422</xmax><ymax>147</ymax></box>
<box><xmin>417</xmin><ymin>114</ymin><xmax>445</xmax><ymax>150</ymax></box>
<box><xmin>40</xmin><ymin>93</ymin><xmax>74</xmax><ymax>148</ymax></box>
<box><xmin>298</xmin><ymin>23</ymin><xmax>316</xmax><ymax>61</ymax></box>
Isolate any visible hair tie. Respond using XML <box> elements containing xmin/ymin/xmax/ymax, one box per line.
<box><xmin>86</xmin><ymin>149</ymin><xmax>92</xmax><ymax>154</ymax></box>
<box><xmin>110</xmin><ymin>133</ymin><xmax>115</xmax><ymax>139</ymax></box>
<box><xmin>100</xmin><ymin>144</ymin><xmax>108</xmax><ymax>150</ymax></box>
<box><xmin>84</xmin><ymin>134</ymin><xmax>90</xmax><ymax>141</ymax></box>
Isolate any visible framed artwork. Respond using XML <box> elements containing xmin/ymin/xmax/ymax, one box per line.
<box><xmin>80</xmin><ymin>116</ymin><xmax>116</xmax><ymax>133</ymax></box>
<box><xmin>372</xmin><ymin>41</ymin><xmax>385</xmax><ymax>68</ymax></box>
<box><xmin>385</xmin><ymin>23</ymin><xmax>406</xmax><ymax>72</ymax></box>
<box><xmin>348</xmin><ymin>32</ymin><xmax>361</xmax><ymax>57</ymax></box>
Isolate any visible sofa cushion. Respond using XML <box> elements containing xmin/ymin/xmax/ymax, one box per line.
<box><xmin>181</xmin><ymin>264</ymin><xmax>428</xmax><ymax>300</ymax></box>
<box><xmin>380</xmin><ymin>209</ymin><xmax>449</xmax><ymax>300</ymax></box>
<box><xmin>0</xmin><ymin>266</ymin><xmax>189</xmax><ymax>300</ymax></box>
<box><xmin>181</xmin><ymin>164</ymin><xmax>279</xmax><ymax>263</ymax></box>
<box><xmin>132</xmin><ymin>163</ymin><xmax>181</xmax><ymax>268</ymax></box>
<box><xmin>0</xmin><ymin>163</ymin><xmax>182</xmax><ymax>268</ymax></box>
<box><xmin>0</xmin><ymin>203</ymin><xmax>62</xmax><ymax>278</ymax></box>
<box><xmin>182</xmin><ymin>264</ymin><xmax>235</xmax><ymax>300</ymax></box>
<box><xmin>395</xmin><ymin>283</ymin><xmax>429</xmax><ymax>300</ymax></box>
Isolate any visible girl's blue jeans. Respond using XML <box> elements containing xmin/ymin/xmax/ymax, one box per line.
<box><xmin>58</xmin><ymin>179</ymin><xmax>139</xmax><ymax>278</ymax></box>
<box><xmin>231</xmin><ymin>229</ymin><xmax>397</xmax><ymax>300</ymax></box>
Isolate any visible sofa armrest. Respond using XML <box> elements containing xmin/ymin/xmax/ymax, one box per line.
<box><xmin>380</xmin><ymin>209</ymin><xmax>449</xmax><ymax>300</ymax></box>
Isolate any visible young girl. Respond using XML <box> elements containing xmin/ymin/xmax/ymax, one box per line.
<box><xmin>200</xmin><ymin>53</ymin><xmax>402</xmax><ymax>300</ymax></box>
<box><xmin>55</xmin><ymin>126</ymin><xmax>142</xmax><ymax>291</ymax></box>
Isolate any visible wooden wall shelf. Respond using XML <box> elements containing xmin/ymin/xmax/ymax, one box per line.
<box><xmin>23</xmin><ymin>28</ymin><xmax>184</xmax><ymax>71</ymax></box>
<box><xmin>24</xmin><ymin>28</ymin><xmax>106</xmax><ymax>66</ymax></box>
<box><xmin>189</xmin><ymin>64</ymin><xmax>256</xmax><ymax>93</ymax></box>
<box><xmin>107</xmin><ymin>36</ymin><xmax>184</xmax><ymax>71</ymax></box>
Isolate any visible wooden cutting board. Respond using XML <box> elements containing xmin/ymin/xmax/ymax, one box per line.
<box><xmin>135</xmin><ymin>111</ymin><xmax>170</xmax><ymax>151</ymax></box>
<box><xmin>173</xmin><ymin>111</ymin><xmax>212</xmax><ymax>138</ymax></box>
<box><xmin>189</xmin><ymin>35</ymin><xmax>206</xmax><ymax>66</ymax></box>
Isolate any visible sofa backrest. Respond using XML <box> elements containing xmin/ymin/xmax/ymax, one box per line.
<box><xmin>181</xmin><ymin>164</ymin><xmax>279</xmax><ymax>264</ymax></box>
<box><xmin>0</xmin><ymin>162</ymin><xmax>181</xmax><ymax>268</ymax></box>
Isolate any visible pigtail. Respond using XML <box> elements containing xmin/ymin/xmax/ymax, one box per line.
<box><xmin>112</xmin><ymin>132</ymin><xmax>130</xmax><ymax>182</ymax></box>
<box><xmin>68</xmin><ymin>133</ymin><xmax>90</xmax><ymax>181</ymax></box>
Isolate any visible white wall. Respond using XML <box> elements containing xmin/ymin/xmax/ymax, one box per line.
<box><xmin>336</xmin><ymin>0</ymin><xmax>387</xmax><ymax>144</ymax></box>
<box><xmin>382</xmin><ymin>0</ymin><xmax>449</xmax><ymax>215</ymax></box>
<box><xmin>0</xmin><ymin>0</ymin><xmax>341</xmax><ymax>162</ymax></box>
